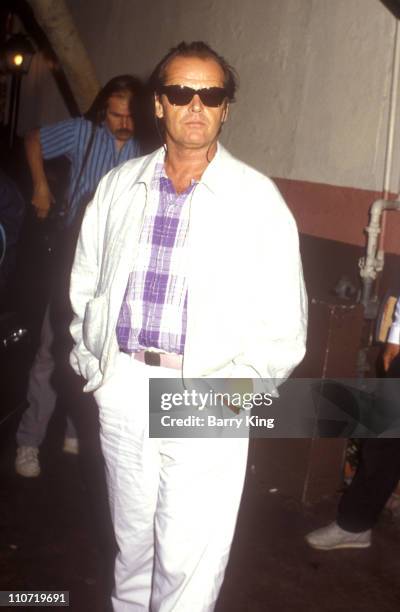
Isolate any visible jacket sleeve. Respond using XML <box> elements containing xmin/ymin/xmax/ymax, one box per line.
<box><xmin>69</xmin><ymin>173</ymin><xmax>108</xmax><ymax>384</ymax></box>
<box><xmin>232</xmin><ymin>179</ymin><xmax>308</xmax><ymax>386</ymax></box>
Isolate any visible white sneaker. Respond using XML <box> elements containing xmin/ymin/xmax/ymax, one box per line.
<box><xmin>305</xmin><ymin>521</ymin><xmax>371</xmax><ymax>550</ymax></box>
<box><xmin>63</xmin><ymin>437</ymin><xmax>79</xmax><ymax>455</ymax></box>
<box><xmin>15</xmin><ymin>446</ymin><xmax>40</xmax><ymax>478</ymax></box>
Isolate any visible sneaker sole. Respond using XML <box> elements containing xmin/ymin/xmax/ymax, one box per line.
<box><xmin>15</xmin><ymin>468</ymin><xmax>40</xmax><ymax>478</ymax></box>
<box><xmin>307</xmin><ymin>541</ymin><xmax>371</xmax><ymax>551</ymax></box>
<box><xmin>62</xmin><ymin>446</ymin><xmax>79</xmax><ymax>455</ymax></box>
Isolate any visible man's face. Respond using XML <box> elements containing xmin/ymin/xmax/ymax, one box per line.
<box><xmin>105</xmin><ymin>94</ymin><xmax>134</xmax><ymax>143</ymax></box>
<box><xmin>155</xmin><ymin>56</ymin><xmax>229</xmax><ymax>151</ymax></box>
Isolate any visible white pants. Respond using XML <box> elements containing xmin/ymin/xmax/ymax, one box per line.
<box><xmin>17</xmin><ymin>303</ymin><xmax>77</xmax><ymax>448</ymax></box>
<box><xmin>94</xmin><ymin>352</ymin><xmax>249</xmax><ymax>612</ymax></box>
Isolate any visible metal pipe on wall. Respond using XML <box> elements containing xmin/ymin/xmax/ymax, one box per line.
<box><xmin>360</xmin><ymin>18</ymin><xmax>400</xmax><ymax>317</ymax></box>
<box><xmin>382</xmin><ymin>18</ymin><xmax>400</xmax><ymax>199</ymax></box>
<box><xmin>359</xmin><ymin>199</ymin><xmax>400</xmax><ymax>317</ymax></box>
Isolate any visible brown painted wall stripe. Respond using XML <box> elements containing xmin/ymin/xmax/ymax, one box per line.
<box><xmin>274</xmin><ymin>178</ymin><xmax>400</xmax><ymax>255</ymax></box>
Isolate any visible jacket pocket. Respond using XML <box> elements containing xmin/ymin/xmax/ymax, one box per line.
<box><xmin>82</xmin><ymin>293</ymin><xmax>109</xmax><ymax>360</ymax></box>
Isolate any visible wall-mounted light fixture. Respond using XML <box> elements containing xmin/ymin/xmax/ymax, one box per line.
<box><xmin>3</xmin><ymin>33</ymin><xmax>35</xmax><ymax>74</ymax></box>
<box><xmin>1</xmin><ymin>33</ymin><xmax>35</xmax><ymax>148</ymax></box>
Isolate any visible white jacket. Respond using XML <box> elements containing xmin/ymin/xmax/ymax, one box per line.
<box><xmin>69</xmin><ymin>145</ymin><xmax>307</xmax><ymax>391</ymax></box>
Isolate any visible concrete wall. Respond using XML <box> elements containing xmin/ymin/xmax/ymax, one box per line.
<box><xmin>18</xmin><ymin>0</ymin><xmax>400</xmax><ymax>254</ymax></box>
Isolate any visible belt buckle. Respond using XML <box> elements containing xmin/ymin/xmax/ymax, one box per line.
<box><xmin>144</xmin><ymin>351</ymin><xmax>161</xmax><ymax>367</ymax></box>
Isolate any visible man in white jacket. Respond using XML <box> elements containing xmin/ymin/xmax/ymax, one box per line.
<box><xmin>70</xmin><ymin>41</ymin><xmax>307</xmax><ymax>611</ymax></box>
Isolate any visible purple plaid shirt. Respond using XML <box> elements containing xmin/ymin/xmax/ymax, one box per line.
<box><xmin>116</xmin><ymin>163</ymin><xmax>195</xmax><ymax>354</ymax></box>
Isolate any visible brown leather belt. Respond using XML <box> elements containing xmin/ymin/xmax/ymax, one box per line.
<box><xmin>132</xmin><ymin>350</ymin><xmax>183</xmax><ymax>370</ymax></box>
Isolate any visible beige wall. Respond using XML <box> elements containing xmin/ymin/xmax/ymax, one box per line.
<box><xmin>18</xmin><ymin>1</ymin><xmax>400</xmax><ymax>197</ymax></box>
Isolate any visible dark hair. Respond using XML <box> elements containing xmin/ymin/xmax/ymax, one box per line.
<box><xmin>84</xmin><ymin>74</ymin><xmax>143</xmax><ymax>124</ymax></box>
<box><xmin>149</xmin><ymin>41</ymin><xmax>238</xmax><ymax>102</ymax></box>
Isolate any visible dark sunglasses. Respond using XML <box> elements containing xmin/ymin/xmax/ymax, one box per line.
<box><xmin>159</xmin><ymin>85</ymin><xmax>227</xmax><ymax>107</ymax></box>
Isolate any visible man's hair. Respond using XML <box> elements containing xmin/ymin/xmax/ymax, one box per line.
<box><xmin>85</xmin><ymin>74</ymin><xmax>143</xmax><ymax>125</ymax></box>
<box><xmin>149</xmin><ymin>41</ymin><xmax>238</xmax><ymax>102</ymax></box>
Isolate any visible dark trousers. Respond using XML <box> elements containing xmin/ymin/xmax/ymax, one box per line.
<box><xmin>337</xmin><ymin>353</ymin><xmax>400</xmax><ymax>532</ymax></box>
<box><xmin>337</xmin><ymin>438</ymin><xmax>400</xmax><ymax>532</ymax></box>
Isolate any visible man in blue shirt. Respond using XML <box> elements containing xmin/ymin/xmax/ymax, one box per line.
<box><xmin>15</xmin><ymin>75</ymin><xmax>143</xmax><ymax>477</ymax></box>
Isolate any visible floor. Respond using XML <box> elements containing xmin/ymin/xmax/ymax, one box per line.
<box><xmin>1</xmin><ymin>217</ymin><xmax>400</xmax><ymax>610</ymax></box>
<box><xmin>1</xmin><ymin>397</ymin><xmax>400</xmax><ymax>612</ymax></box>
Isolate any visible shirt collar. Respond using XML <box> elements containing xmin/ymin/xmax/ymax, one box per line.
<box><xmin>130</xmin><ymin>142</ymin><xmax>232</xmax><ymax>194</ymax></box>
<box><xmin>197</xmin><ymin>142</ymin><xmax>232</xmax><ymax>194</ymax></box>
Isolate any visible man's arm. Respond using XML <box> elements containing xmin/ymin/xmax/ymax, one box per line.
<box><xmin>232</xmin><ymin>180</ymin><xmax>307</xmax><ymax>384</ymax></box>
<box><xmin>383</xmin><ymin>344</ymin><xmax>400</xmax><ymax>372</ymax></box>
<box><xmin>383</xmin><ymin>297</ymin><xmax>400</xmax><ymax>371</ymax></box>
<box><xmin>69</xmin><ymin>183</ymin><xmax>102</xmax><ymax>385</ymax></box>
<box><xmin>24</xmin><ymin>129</ymin><xmax>53</xmax><ymax>219</ymax></box>
<box><xmin>69</xmin><ymin>166</ymin><xmax>120</xmax><ymax>390</ymax></box>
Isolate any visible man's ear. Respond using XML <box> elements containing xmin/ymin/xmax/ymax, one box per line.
<box><xmin>155</xmin><ymin>95</ymin><xmax>164</xmax><ymax>119</ymax></box>
<box><xmin>221</xmin><ymin>102</ymin><xmax>229</xmax><ymax>123</ymax></box>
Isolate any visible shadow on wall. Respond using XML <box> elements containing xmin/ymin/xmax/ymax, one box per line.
<box><xmin>380</xmin><ymin>0</ymin><xmax>400</xmax><ymax>19</ymax></box>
